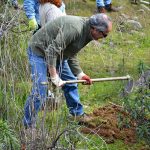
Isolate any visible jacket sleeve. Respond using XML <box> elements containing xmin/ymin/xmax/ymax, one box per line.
<box><xmin>96</xmin><ymin>0</ymin><xmax>105</xmax><ymax>7</ymax></box>
<box><xmin>68</xmin><ymin>54</ymin><xmax>83</xmax><ymax>76</ymax></box>
<box><xmin>23</xmin><ymin>0</ymin><xmax>39</xmax><ymax>20</ymax></box>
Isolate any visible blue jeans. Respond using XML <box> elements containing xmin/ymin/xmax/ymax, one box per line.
<box><xmin>96</xmin><ymin>0</ymin><xmax>111</xmax><ymax>7</ymax></box>
<box><xmin>23</xmin><ymin>47</ymin><xmax>84</xmax><ymax>127</ymax></box>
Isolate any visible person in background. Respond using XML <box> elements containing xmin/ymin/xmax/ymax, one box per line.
<box><xmin>23</xmin><ymin>13</ymin><xmax>112</xmax><ymax>128</ymax></box>
<box><xmin>39</xmin><ymin>0</ymin><xmax>66</xmax><ymax>26</ymax></box>
<box><xmin>96</xmin><ymin>0</ymin><xmax>120</xmax><ymax>13</ymax></box>
<box><xmin>23</xmin><ymin>0</ymin><xmax>66</xmax><ymax>31</ymax></box>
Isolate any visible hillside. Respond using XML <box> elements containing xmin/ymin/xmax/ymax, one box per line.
<box><xmin>0</xmin><ymin>0</ymin><xmax>150</xmax><ymax>149</ymax></box>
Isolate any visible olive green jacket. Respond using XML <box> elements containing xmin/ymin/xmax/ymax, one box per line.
<box><xmin>29</xmin><ymin>15</ymin><xmax>93</xmax><ymax>76</ymax></box>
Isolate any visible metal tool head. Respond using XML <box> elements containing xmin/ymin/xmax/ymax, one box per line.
<box><xmin>120</xmin><ymin>78</ymin><xmax>134</xmax><ymax>97</ymax></box>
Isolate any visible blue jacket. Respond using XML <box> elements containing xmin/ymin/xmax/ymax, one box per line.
<box><xmin>96</xmin><ymin>0</ymin><xmax>111</xmax><ymax>7</ymax></box>
<box><xmin>23</xmin><ymin>0</ymin><xmax>66</xmax><ymax>25</ymax></box>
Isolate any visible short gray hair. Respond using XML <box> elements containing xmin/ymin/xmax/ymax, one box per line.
<box><xmin>89</xmin><ymin>13</ymin><xmax>111</xmax><ymax>32</ymax></box>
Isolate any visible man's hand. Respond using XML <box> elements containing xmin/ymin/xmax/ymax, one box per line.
<box><xmin>81</xmin><ymin>75</ymin><xmax>92</xmax><ymax>85</ymax></box>
<box><xmin>29</xmin><ymin>18</ymin><xmax>38</xmax><ymax>30</ymax></box>
<box><xmin>77</xmin><ymin>72</ymin><xmax>92</xmax><ymax>85</ymax></box>
<box><xmin>51</xmin><ymin>74</ymin><xmax>65</xmax><ymax>87</ymax></box>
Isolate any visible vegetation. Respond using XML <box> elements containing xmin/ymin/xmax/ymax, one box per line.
<box><xmin>123</xmin><ymin>88</ymin><xmax>150</xmax><ymax>146</ymax></box>
<box><xmin>122</xmin><ymin>62</ymin><xmax>150</xmax><ymax>146</ymax></box>
<box><xmin>0</xmin><ymin>0</ymin><xmax>150</xmax><ymax>149</ymax></box>
<box><xmin>0</xmin><ymin>120</ymin><xmax>20</xmax><ymax>149</ymax></box>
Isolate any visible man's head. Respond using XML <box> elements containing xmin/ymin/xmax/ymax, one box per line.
<box><xmin>89</xmin><ymin>13</ymin><xmax>112</xmax><ymax>40</ymax></box>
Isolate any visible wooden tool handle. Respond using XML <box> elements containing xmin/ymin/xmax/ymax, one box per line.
<box><xmin>64</xmin><ymin>75</ymin><xmax>130</xmax><ymax>84</ymax></box>
<box><xmin>40</xmin><ymin>75</ymin><xmax>130</xmax><ymax>85</ymax></box>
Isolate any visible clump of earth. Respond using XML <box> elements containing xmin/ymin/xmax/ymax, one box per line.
<box><xmin>81</xmin><ymin>104</ymin><xmax>137</xmax><ymax>144</ymax></box>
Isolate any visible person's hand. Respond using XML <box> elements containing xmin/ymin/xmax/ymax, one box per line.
<box><xmin>51</xmin><ymin>74</ymin><xmax>65</xmax><ymax>87</ymax></box>
<box><xmin>29</xmin><ymin>18</ymin><xmax>38</xmax><ymax>31</ymax></box>
<box><xmin>81</xmin><ymin>74</ymin><xmax>92</xmax><ymax>85</ymax></box>
<box><xmin>77</xmin><ymin>72</ymin><xmax>92</xmax><ymax>85</ymax></box>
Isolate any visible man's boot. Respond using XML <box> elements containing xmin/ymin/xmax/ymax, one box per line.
<box><xmin>105</xmin><ymin>3</ymin><xmax>120</xmax><ymax>12</ymax></box>
<box><xmin>97</xmin><ymin>6</ymin><xmax>106</xmax><ymax>13</ymax></box>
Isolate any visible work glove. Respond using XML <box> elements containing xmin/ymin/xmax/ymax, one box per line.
<box><xmin>29</xmin><ymin>18</ymin><xmax>38</xmax><ymax>31</ymax></box>
<box><xmin>51</xmin><ymin>74</ymin><xmax>65</xmax><ymax>87</ymax></box>
<box><xmin>77</xmin><ymin>72</ymin><xmax>92</xmax><ymax>85</ymax></box>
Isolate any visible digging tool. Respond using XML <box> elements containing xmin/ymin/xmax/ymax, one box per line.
<box><xmin>41</xmin><ymin>75</ymin><xmax>134</xmax><ymax>95</ymax></box>
<box><xmin>41</xmin><ymin>75</ymin><xmax>131</xmax><ymax>84</ymax></box>
<box><xmin>62</xmin><ymin>75</ymin><xmax>131</xmax><ymax>84</ymax></box>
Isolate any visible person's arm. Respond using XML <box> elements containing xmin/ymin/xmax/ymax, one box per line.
<box><xmin>68</xmin><ymin>54</ymin><xmax>83</xmax><ymax>76</ymax></box>
<box><xmin>48</xmin><ymin>65</ymin><xmax>65</xmax><ymax>87</ymax></box>
<box><xmin>46</xmin><ymin>23</ymin><xmax>80</xmax><ymax>86</ymax></box>
<box><xmin>68</xmin><ymin>55</ymin><xmax>92</xmax><ymax>84</ymax></box>
<box><xmin>24</xmin><ymin>0</ymin><xmax>37</xmax><ymax>20</ymax></box>
<box><xmin>23</xmin><ymin>0</ymin><xmax>39</xmax><ymax>30</ymax></box>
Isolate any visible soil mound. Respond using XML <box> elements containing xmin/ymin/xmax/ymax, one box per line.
<box><xmin>81</xmin><ymin>104</ymin><xmax>137</xmax><ymax>144</ymax></box>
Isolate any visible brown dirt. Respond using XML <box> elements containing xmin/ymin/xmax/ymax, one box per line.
<box><xmin>81</xmin><ymin>103</ymin><xmax>137</xmax><ymax>144</ymax></box>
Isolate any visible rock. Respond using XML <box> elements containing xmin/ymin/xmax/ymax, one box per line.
<box><xmin>127</xmin><ymin>19</ymin><xmax>142</xmax><ymax>30</ymax></box>
<box><xmin>124</xmin><ymin>40</ymin><xmax>135</xmax><ymax>44</ymax></box>
<box><xmin>130</xmin><ymin>30</ymin><xmax>139</xmax><ymax>34</ymax></box>
<box><xmin>121</xmin><ymin>13</ymin><xmax>130</xmax><ymax>19</ymax></box>
<box><xmin>109</xmin><ymin>41</ymin><xmax>115</xmax><ymax>48</ymax></box>
<box><xmin>137</xmin><ymin>9</ymin><xmax>145</xmax><ymax>12</ymax></box>
<box><xmin>139</xmin><ymin>32</ymin><xmax>145</xmax><ymax>37</ymax></box>
<box><xmin>141</xmin><ymin>4</ymin><xmax>150</xmax><ymax>11</ymax></box>
<box><xmin>92</xmin><ymin>40</ymin><xmax>103</xmax><ymax>47</ymax></box>
<box><xmin>133</xmin><ymin>16</ymin><xmax>138</xmax><ymax>21</ymax></box>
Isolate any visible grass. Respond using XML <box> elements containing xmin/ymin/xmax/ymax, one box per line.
<box><xmin>66</xmin><ymin>0</ymin><xmax>150</xmax><ymax>149</ymax></box>
<box><xmin>0</xmin><ymin>0</ymin><xmax>150</xmax><ymax>149</ymax></box>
